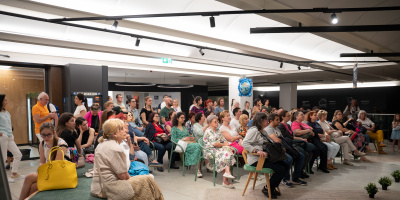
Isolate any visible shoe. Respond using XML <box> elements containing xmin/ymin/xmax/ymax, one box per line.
<box><xmin>170</xmin><ymin>164</ymin><xmax>180</xmax><ymax>169</ymax></box>
<box><xmin>319</xmin><ymin>168</ymin><xmax>330</xmax><ymax>173</ymax></box>
<box><xmin>301</xmin><ymin>172</ymin><xmax>310</xmax><ymax>178</ymax></box>
<box><xmin>281</xmin><ymin>180</ymin><xmax>293</xmax><ymax>187</ymax></box>
<box><xmin>272</xmin><ymin>189</ymin><xmax>281</xmax><ymax>196</ymax></box>
<box><xmin>378</xmin><ymin>143</ymin><xmax>386</xmax><ymax>147</ymax></box>
<box><xmin>343</xmin><ymin>161</ymin><xmax>354</xmax><ymax>166</ymax></box>
<box><xmin>292</xmin><ymin>178</ymin><xmax>307</xmax><ymax>185</ymax></box>
<box><xmin>149</xmin><ymin>170</ymin><xmax>153</xmax><ymax>174</ymax></box>
<box><xmin>157</xmin><ymin>167</ymin><xmax>164</xmax><ymax>172</ymax></box>
<box><xmin>378</xmin><ymin>150</ymin><xmax>387</xmax><ymax>155</ymax></box>
<box><xmin>197</xmin><ymin>171</ymin><xmax>203</xmax><ymax>178</ymax></box>
<box><xmin>10</xmin><ymin>174</ymin><xmax>25</xmax><ymax>180</ymax></box>
<box><xmin>262</xmin><ymin>187</ymin><xmax>277</xmax><ymax>199</ymax></box>
<box><xmin>309</xmin><ymin>170</ymin><xmax>314</xmax><ymax>174</ymax></box>
<box><xmin>331</xmin><ymin>164</ymin><xmax>338</xmax><ymax>169</ymax></box>
<box><xmin>8</xmin><ymin>177</ymin><xmax>15</xmax><ymax>183</ymax></box>
<box><xmin>360</xmin><ymin>157</ymin><xmax>372</xmax><ymax>162</ymax></box>
<box><xmin>222</xmin><ymin>182</ymin><xmax>235</xmax><ymax>189</ymax></box>
<box><xmin>149</xmin><ymin>162</ymin><xmax>163</xmax><ymax>167</ymax></box>
<box><xmin>223</xmin><ymin>173</ymin><xmax>235</xmax><ymax>179</ymax></box>
<box><xmin>354</xmin><ymin>152</ymin><xmax>366</xmax><ymax>156</ymax></box>
<box><xmin>5</xmin><ymin>164</ymin><xmax>10</xmax><ymax>170</ymax></box>
<box><xmin>327</xmin><ymin>164</ymin><xmax>334</xmax><ymax>170</ymax></box>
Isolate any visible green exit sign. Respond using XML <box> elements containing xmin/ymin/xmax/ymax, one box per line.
<box><xmin>162</xmin><ymin>58</ymin><xmax>172</xmax><ymax>64</ymax></box>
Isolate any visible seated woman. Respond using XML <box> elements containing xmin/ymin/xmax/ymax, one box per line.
<box><xmin>56</xmin><ymin>113</ymin><xmax>82</xmax><ymax>155</ymax></box>
<box><xmin>203</xmin><ymin>115</ymin><xmax>236</xmax><ymax>189</ymax></box>
<box><xmin>317</xmin><ymin>110</ymin><xmax>366</xmax><ymax>165</ymax></box>
<box><xmin>75</xmin><ymin>117</ymin><xmax>95</xmax><ymax>155</ymax></box>
<box><xmin>127</xmin><ymin>111</ymin><xmax>144</xmax><ymax>137</ymax></box>
<box><xmin>171</xmin><ymin>112</ymin><xmax>202</xmax><ymax>177</ymax></box>
<box><xmin>357</xmin><ymin>110</ymin><xmax>387</xmax><ymax>154</ymax></box>
<box><xmin>91</xmin><ymin>119</ymin><xmax>164</xmax><ymax>199</ymax></box>
<box><xmin>19</xmin><ymin>122</ymin><xmax>71</xmax><ymax>200</ymax></box>
<box><xmin>185</xmin><ymin>112</ymin><xmax>196</xmax><ymax>134</ymax></box>
<box><xmin>83</xmin><ymin>104</ymin><xmax>102</xmax><ymax>133</ymax></box>
<box><xmin>237</xmin><ymin>114</ymin><xmax>250</xmax><ymax>138</ymax></box>
<box><xmin>164</xmin><ymin>111</ymin><xmax>177</xmax><ymax>135</ymax></box>
<box><xmin>306</xmin><ymin>111</ymin><xmax>340</xmax><ymax>170</ymax></box>
<box><xmin>278</xmin><ymin>110</ymin><xmax>312</xmax><ymax>179</ymax></box>
<box><xmin>144</xmin><ymin>112</ymin><xmax>178</xmax><ymax>172</ymax></box>
<box><xmin>218</xmin><ymin>110</ymin><xmax>244</xmax><ymax>155</ymax></box>
<box><xmin>242</xmin><ymin>112</ymin><xmax>289</xmax><ymax>198</ymax></box>
<box><xmin>192</xmin><ymin>112</ymin><xmax>208</xmax><ymax>144</ymax></box>
<box><xmin>292</xmin><ymin>111</ymin><xmax>329</xmax><ymax>173</ymax></box>
<box><xmin>332</xmin><ymin>110</ymin><xmax>371</xmax><ymax>162</ymax></box>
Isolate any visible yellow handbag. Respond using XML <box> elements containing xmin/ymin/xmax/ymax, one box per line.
<box><xmin>37</xmin><ymin>146</ymin><xmax>78</xmax><ymax>191</ymax></box>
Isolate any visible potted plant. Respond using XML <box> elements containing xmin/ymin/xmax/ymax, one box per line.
<box><xmin>365</xmin><ymin>182</ymin><xmax>378</xmax><ymax>198</ymax></box>
<box><xmin>392</xmin><ymin>170</ymin><xmax>400</xmax><ymax>183</ymax></box>
<box><xmin>378</xmin><ymin>176</ymin><xmax>392</xmax><ymax>190</ymax></box>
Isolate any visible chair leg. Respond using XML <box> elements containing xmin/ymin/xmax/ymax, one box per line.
<box><xmin>265</xmin><ymin>173</ymin><xmax>272</xmax><ymax>200</ymax></box>
<box><xmin>182</xmin><ymin>154</ymin><xmax>185</xmax><ymax>176</ymax></box>
<box><xmin>252</xmin><ymin>172</ymin><xmax>258</xmax><ymax>190</ymax></box>
<box><xmin>242</xmin><ymin>172</ymin><xmax>253</xmax><ymax>196</ymax></box>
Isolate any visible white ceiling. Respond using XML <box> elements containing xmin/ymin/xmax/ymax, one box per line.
<box><xmin>0</xmin><ymin>0</ymin><xmax>399</xmax><ymax>89</ymax></box>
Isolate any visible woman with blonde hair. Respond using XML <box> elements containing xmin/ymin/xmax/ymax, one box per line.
<box><xmin>91</xmin><ymin>119</ymin><xmax>164</xmax><ymax>199</ymax></box>
<box><xmin>357</xmin><ymin>110</ymin><xmax>386</xmax><ymax>154</ymax></box>
<box><xmin>218</xmin><ymin>110</ymin><xmax>243</xmax><ymax>154</ymax></box>
<box><xmin>317</xmin><ymin>110</ymin><xmax>366</xmax><ymax>166</ymax></box>
<box><xmin>237</xmin><ymin>114</ymin><xmax>250</xmax><ymax>138</ymax></box>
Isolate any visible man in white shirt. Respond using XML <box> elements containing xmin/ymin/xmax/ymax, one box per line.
<box><xmin>157</xmin><ymin>94</ymin><xmax>169</xmax><ymax>113</ymax></box>
<box><xmin>230</xmin><ymin>107</ymin><xmax>242</xmax><ymax>130</ymax></box>
<box><xmin>115</xmin><ymin>94</ymin><xmax>126</xmax><ymax>110</ymax></box>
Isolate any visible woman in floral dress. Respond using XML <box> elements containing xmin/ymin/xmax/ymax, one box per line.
<box><xmin>170</xmin><ymin>112</ymin><xmax>202</xmax><ymax>176</ymax></box>
<box><xmin>203</xmin><ymin>115</ymin><xmax>236</xmax><ymax>188</ymax></box>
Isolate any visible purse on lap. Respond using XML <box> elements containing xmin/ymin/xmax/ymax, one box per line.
<box><xmin>37</xmin><ymin>146</ymin><xmax>78</xmax><ymax>191</ymax></box>
<box><xmin>260</xmin><ymin>131</ymin><xmax>287</xmax><ymax>163</ymax></box>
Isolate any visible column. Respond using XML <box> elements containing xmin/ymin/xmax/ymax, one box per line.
<box><xmin>279</xmin><ymin>83</ymin><xmax>297</xmax><ymax>111</ymax></box>
<box><xmin>229</xmin><ymin>76</ymin><xmax>253</xmax><ymax>111</ymax></box>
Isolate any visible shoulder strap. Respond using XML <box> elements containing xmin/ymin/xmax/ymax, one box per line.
<box><xmin>259</xmin><ymin>130</ymin><xmax>273</xmax><ymax>143</ymax></box>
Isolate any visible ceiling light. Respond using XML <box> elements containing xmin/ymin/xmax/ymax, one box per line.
<box><xmin>298</xmin><ymin>65</ymin><xmax>301</xmax><ymax>71</ymax></box>
<box><xmin>331</xmin><ymin>13</ymin><xmax>338</xmax><ymax>24</ymax></box>
<box><xmin>157</xmin><ymin>84</ymin><xmax>194</xmax><ymax>88</ymax></box>
<box><xmin>199</xmin><ymin>48</ymin><xmax>205</xmax><ymax>56</ymax></box>
<box><xmin>115</xmin><ymin>82</ymin><xmax>156</xmax><ymax>87</ymax></box>
<box><xmin>209</xmin><ymin>16</ymin><xmax>215</xmax><ymax>28</ymax></box>
<box><xmin>111</xmin><ymin>20</ymin><xmax>118</xmax><ymax>30</ymax></box>
<box><xmin>280</xmin><ymin>62</ymin><xmax>283</xmax><ymax>68</ymax></box>
<box><xmin>135</xmin><ymin>38</ymin><xmax>141</xmax><ymax>47</ymax></box>
<box><xmin>0</xmin><ymin>66</ymin><xmax>12</xmax><ymax>70</ymax></box>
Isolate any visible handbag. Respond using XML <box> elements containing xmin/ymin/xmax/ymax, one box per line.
<box><xmin>97</xmin><ymin>159</ymin><xmax>135</xmax><ymax>200</ymax></box>
<box><xmin>77</xmin><ymin>155</ymin><xmax>86</xmax><ymax>168</ymax></box>
<box><xmin>37</xmin><ymin>146</ymin><xmax>78</xmax><ymax>191</ymax></box>
<box><xmin>154</xmin><ymin>134</ymin><xmax>171</xmax><ymax>144</ymax></box>
<box><xmin>279</xmin><ymin>136</ymin><xmax>299</xmax><ymax>159</ymax></box>
<box><xmin>175</xmin><ymin>140</ymin><xmax>188</xmax><ymax>153</ymax></box>
<box><xmin>260</xmin><ymin>131</ymin><xmax>287</xmax><ymax>163</ymax></box>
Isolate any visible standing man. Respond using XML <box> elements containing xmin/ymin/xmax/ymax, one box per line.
<box><xmin>159</xmin><ymin>98</ymin><xmax>174</xmax><ymax>124</ymax></box>
<box><xmin>32</xmin><ymin>92</ymin><xmax>57</xmax><ymax>142</ymax></box>
<box><xmin>115</xmin><ymin>94</ymin><xmax>126</xmax><ymax>110</ymax></box>
<box><xmin>230</xmin><ymin>107</ymin><xmax>242</xmax><ymax>130</ymax></box>
<box><xmin>157</xmin><ymin>94</ymin><xmax>169</xmax><ymax>113</ymax></box>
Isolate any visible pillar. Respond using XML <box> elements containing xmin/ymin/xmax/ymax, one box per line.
<box><xmin>279</xmin><ymin>83</ymin><xmax>297</xmax><ymax>111</ymax></box>
<box><xmin>229</xmin><ymin>76</ymin><xmax>253</xmax><ymax>111</ymax></box>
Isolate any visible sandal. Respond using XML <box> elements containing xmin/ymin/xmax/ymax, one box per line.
<box><xmin>343</xmin><ymin>161</ymin><xmax>354</xmax><ymax>166</ymax></box>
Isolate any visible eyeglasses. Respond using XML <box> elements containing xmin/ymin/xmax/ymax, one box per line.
<box><xmin>128</xmin><ymin>114</ymin><xmax>133</xmax><ymax>117</ymax></box>
<box><xmin>131</xmin><ymin>101</ymin><xmax>136</xmax><ymax>103</ymax></box>
<box><xmin>40</xmin><ymin>133</ymin><xmax>53</xmax><ymax>138</ymax></box>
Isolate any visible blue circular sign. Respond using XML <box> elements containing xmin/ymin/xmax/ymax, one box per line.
<box><xmin>238</xmin><ymin>77</ymin><xmax>252</xmax><ymax>97</ymax></box>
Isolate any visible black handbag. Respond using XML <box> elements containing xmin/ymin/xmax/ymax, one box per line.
<box><xmin>279</xmin><ymin>136</ymin><xmax>300</xmax><ymax>159</ymax></box>
<box><xmin>154</xmin><ymin>135</ymin><xmax>171</xmax><ymax>144</ymax></box>
<box><xmin>260</xmin><ymin>131</ymin><xmax>287</xmax><ymax>163</ymax></box>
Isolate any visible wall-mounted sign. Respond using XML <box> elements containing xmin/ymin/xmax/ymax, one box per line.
<box><xmin>238</xmin><ymin>77</ymin><xmax>252</xmax><ymax>97</ymax></box>
<box><xmin>162</xmin><ymin>58</ymin><xmax>172</xmax><ymax>64</ymax></box>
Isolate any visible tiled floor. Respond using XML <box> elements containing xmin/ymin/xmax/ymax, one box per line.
<box><xmin>5</xmin><ymin>142</ymin><xmax>400</xmax><ymax>200</ymax></box>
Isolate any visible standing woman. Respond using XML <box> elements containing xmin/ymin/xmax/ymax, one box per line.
<box><xmin>56</xmin><ymin>113</ymin><xmax>82</xmax><ymax>155</ymax></box>
<box><xmin>391</xmin><ymin>114</ymin><xmax>400</xmax><ymax>152</ymax></box>
<box><xmin>191</xmin><ymin>96</ymin><xmax>204</xmax><ymax>114</ymax></box>
<box><xmin>74</xmin><ymin>93</ymin><xmax>88</xmax><ymax>118</ymax></box>
<box><xmin>203</xmin><ymin>99</ymin><xmax>214</xmax><ymax>117</ymax></box>
<box><xmin>171</xmin><ymin>112</ymin><xmax>202</xmax><ymax>177</ymax></box>
<box><xmin>140</xmin><ymin>96</ymin><xmax>154</xmax><ymax>127</ymax></box>
<box><xmin>0</xmin><ymin>94</ymin><xmax>24</xmax><ymax>183</ymax></box>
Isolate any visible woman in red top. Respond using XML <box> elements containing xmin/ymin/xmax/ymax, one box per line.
<box><xmin>144</xmin><ymin>113</ymin><xmax>178</xmax><ymax>172</ymax></box>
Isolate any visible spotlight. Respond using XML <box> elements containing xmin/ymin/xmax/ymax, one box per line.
<box><xmin>331</xmin><ymin>13</ymin><xmax>338</xmax><ymax>24</ymax></box>
<box><xmin>199</xmin><ymin>48</ymin><xmax>205</xmax><ymax>56</ymax></box>
<box><xmin>111</xmin><ymin>20</ymin><xmax>118</xmax><ymax>30</ymax></box>
<box><xmin>209</xmin><ymin>16</ymin><xmax>215</xmax><ymax>28</ymax></box>
<box><xmin>135</xmin><ymin>38</ymin><xmax>141</xmax><ymax>47</ymax></box>
<box><xmin>280</xmin><ymin>62</ymin><xmax>283</xmax><ymax>68</ymax></box>
<box><xmin>298</xmin><ymin>65</ymin><xmax>301</xmax><ymax>71</ymax></box>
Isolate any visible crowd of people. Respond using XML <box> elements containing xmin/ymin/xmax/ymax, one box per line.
<box><xmin>0</xmin><ymin>93</ymin><xmax>398</xmax><ymax>199</ymax></box>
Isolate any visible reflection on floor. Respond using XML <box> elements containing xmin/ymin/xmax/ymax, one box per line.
<box><xmin>6</xmin><ymin>142</ymin><xmax>400</xmax><ymax>200</ymax></box>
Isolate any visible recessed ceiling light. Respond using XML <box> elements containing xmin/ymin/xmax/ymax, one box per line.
<box><xmin>157</xmin><ymin>84</ymin><xmax>194</xmax><ymax>88</ymax></box>
<box><xmin>115</xmin><ymin>82</ymin><xmax>155</xmax><ymax>87</ymax></box>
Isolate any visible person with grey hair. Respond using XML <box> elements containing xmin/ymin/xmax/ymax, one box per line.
<box><xmin>32</xmin><ymin>92</ymin><xmax>57</xmax><ymax>142</ymax></box>
<box><xmin>203</xmin><ymin>114</ymin><xmax>236</xmax><ymax>189</ymax></box>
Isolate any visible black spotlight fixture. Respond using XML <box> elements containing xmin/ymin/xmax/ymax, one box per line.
<box><xmin>199</xmin><ymin>48</ymin><xmax>205</xmax><ymax>56</ymax></box>
<box><xmin>135</xmin><ymin>38</ymin><xmax>141</xmax><ymax>47</ymax></box>
<box><xmin>331</xmin><ymin>13</ymin><xmax>338</xmax><ymax>24</ymax></box>
<box><xmin>280</xmin><ymin>62</ymin><xmax>283</xmax><ymax>68</ymax></box>
<box><xmin>111</xmin><ymin>20</ymin><xmax>118</xmax><ymax>30</ymax></box>
<box><xmin>209</xmin><ymin>16</ymin><xmax>215</xmax><ymax>28</ymax></box>
<box><xmin>298</xmin><ymin>65</ymin><xmax>301</xmax><ymax>71</ymax></box>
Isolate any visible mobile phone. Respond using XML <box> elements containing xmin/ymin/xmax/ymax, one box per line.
<box><xmin>133</xmin><ymin>142</ymin><xmax>138</xmax><ymax>146</ymax></box>
<box><xmin>349</xmin><ymin>115</ymin><xmax>353</xmax><ymax>118</ymax></box>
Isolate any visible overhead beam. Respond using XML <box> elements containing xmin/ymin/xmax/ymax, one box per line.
<box><xmin>250</xmin><ymin>24</ymin><xmax>400</xmax><ymax>33</ymax></box>
<box><xmin>340</xmin><ymin>53</ymin><xmax>400</xmax><ymax>57</ymax></box>
<box><xmin>48</xmin><ymin>6</ymin><xmax>400</xmax><ymax>22</ymax></box>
